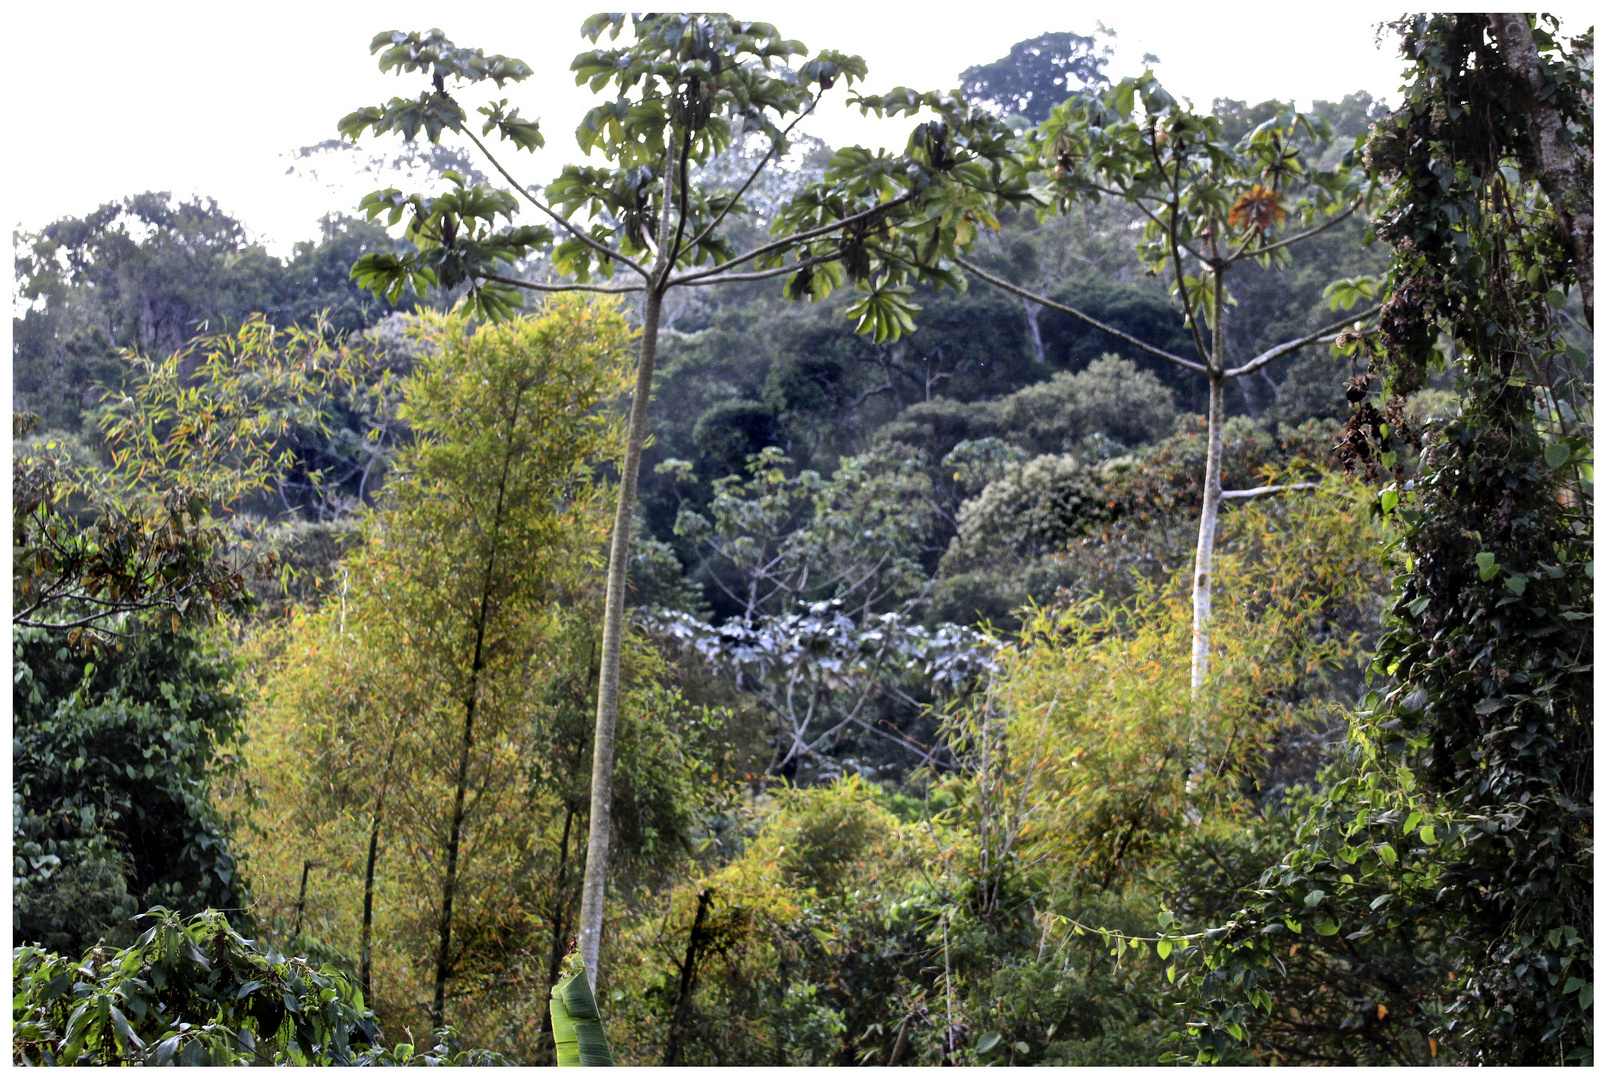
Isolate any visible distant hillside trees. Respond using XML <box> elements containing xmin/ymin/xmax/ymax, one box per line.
<box><xmin>13</xmin><ymin>195</ymin><xmax>414</xmax><ymax>432</ymax></box>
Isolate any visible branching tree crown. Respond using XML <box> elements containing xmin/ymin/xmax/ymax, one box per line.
<box><xmin>957</xmin><ymin>71</ymin><xmax>1381</xmax><ymax>708</ymax></box>
<box><xmin>337</xmin><ymin>13</ymin><xmax>1032</xmax><ymax>989</ymax></box>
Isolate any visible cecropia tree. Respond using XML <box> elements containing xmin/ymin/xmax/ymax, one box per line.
<box><xmin>340</xmin><ymin>13</ymin><xmax>1028</xmax><ymax>986</ymax></box>
<box><xmin>957</xmin><ymin>73</ymin><xmax>1382</xmax><ymax>702</ymax></box>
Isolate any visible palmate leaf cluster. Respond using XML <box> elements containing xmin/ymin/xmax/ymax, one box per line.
<box><xmin>338</xmin><ymin>14</ymin><xmax>1035</xmax><ymax>341</ymax></box>
<box><xmin>341</xmin><ymin>18</ymin><xmax>832</xmax><ymax>297</ymax></box>
<box><xmin>1027</xmin><ymin>71</ymin><xmax>1362</xmax><ymax>332</ymax></box>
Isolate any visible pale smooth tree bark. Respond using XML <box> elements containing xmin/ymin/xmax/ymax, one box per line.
<box><xmin>576</xmin><ymin>215</ymin><xmax>673</xmax><ymax>985</ymax></box>
<box><xmin>1189</xmin><ymin>372</ymin><xmax>1225</xmax><ymax>692</ymax></box>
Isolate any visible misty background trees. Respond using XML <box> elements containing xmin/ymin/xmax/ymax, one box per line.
<box><xmin>12</xmin><ymin>13</ymin><xmax>1592</xmax><ymax>1067</ymax></box>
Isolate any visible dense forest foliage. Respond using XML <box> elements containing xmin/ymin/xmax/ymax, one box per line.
<box><xmin>13</xmin><ymin>13</ymin><xmax>1592</xmax><ymax>1066</ymax></box>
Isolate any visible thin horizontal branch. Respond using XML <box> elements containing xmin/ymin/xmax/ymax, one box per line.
<box><xmin>11</xmin><ymin>569</ymin><xmax>80</xmax><ymax>623</ymax></box>
<box><xmin>850</xmin><ymin>714</ymin><xmax>938</xmax><ymax>763</ymax></box>
<box><xmin>1224</xmin><ymin>305</ymin><xmax>1383</xmax><ymax>378</ymax></box>
<box><xmin>1089</xmin><ymin>180</ymin><xmax>1206</xmax><ymax>264</ymax></box>
<box><xmin>482</xmin><ymin>273</ymin><xmax>645</xmax><ymax>295</ymax></box>
<box><xmin>1232</xmin><ymin>199</ymin><xmax>1361</xmax><ymax>263</ymax></box>
<box><xmin>850</xmin><ymin>380</ymin><xmax>897</xmax><ymax>409</ymax></box>
<box><xmin>670</xmin><ymin>251</ymin><xmax>842</xmax><ymax>290</ymax></box>
<box><xmin>956</xmin><ymin>257</ymin><xmax>1207</xmax><ymax>373</ymax></box>
<box><xmin>1220</xmin><ymin>482</ymin><xmax>1320</xmax><ymax>499</ymax></box>
<box><xmin>670</xmin><ymin>192</ymin><xmax>916</xmax><ymax>287</ymax></box>
<box><xmin>15</xmin><ymin>608</ymin><xmax>146</xmax><ymax>631</ymax></box>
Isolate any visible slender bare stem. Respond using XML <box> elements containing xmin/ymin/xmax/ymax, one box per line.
<box><xmin>1087</xmin><ymin>179</ymin><xmax>1206</xmax><ymax>263</ymax></box>
<box><xmin>1155</xmin><ymin>139</ymin><xmax>1212</xmax><ymax>366</ymax></box>
<box><xmin>1220</xmin><ymin>482</ymin><xmax>1320</xmax><ymax>499</ymax></box>
<box><xmin>482</xmin><ymin>273</ymin><xmax>644</xmax><ymax>295</ymax></box>
<box><xmin>677</xmin><ymin>92</ymin><xmax>822</xmax><ymax>259</ymax></box>
<box><xmin>663</xmin><ymin>126</ymin><xmax>694</xmax><ymax>286</ymax></box>
<box><xmin>463</xmin><ymin>128</ymin><xmax>651</xmax><ymax>280</ymax></box>
<box><xmin>1224</xmin><ymin>305</ymin><xmax>1382</xmax><ymax>378</ymax></box>
<box><xmin>1230</xmin><ymin>199</ymin><xmax>1361</xmax><ymax>263</ymax></box>
<box><xmin>669</xmin><ymin>250</ymin><xmax>843</xmax><ymax>289</ymax></box>
<box><xmin>955</xmin><ymin>257</ymin><xmax>1205</xmax><ymax>373</ymax></box>
<box><xmin>669</xmin><ymin>192</ymin><xmax>916</xmax><ymax>286</ymax></box>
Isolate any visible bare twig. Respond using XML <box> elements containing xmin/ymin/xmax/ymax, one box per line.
<box><xmin>1232</xmin><ymin>199</ymin><xmax>1361</xmax><ymax>263</ymax></box>
<box><xmin>1219</xmin><ymin>482</ymin><xmax>1319</xmax><ymax>499</ymax></box>
<box><xmin>481</xmin><ymin>273</ymin><xmax>644</xmax><ymax>295</ymax></box>
<box><xmin>669</xmin><ymin>192</ymin><xmax>916</xmax><ymax>286</ymax></box>
<box><xmin>462</xmin><ymin>128</ymin><xmax>651</xmax><ymax>280</ymax></box>
<box><xmin>955</xmin><ymin>257</ymin><xmax>1205</xmax><ymax>373</ymax></box>
<box><xmin>667</xmin><ymin>250</ymin><xmax>842</xmax><ymax>289</ymax></box>
<box><xmin>676</xmin><ymin>92</ymin><xmax>822</xmax><ymax>260</ymax></box>
<box><xmin>1224</xmin><ymin>305</ymin><xmax>1382</xmax><ymax>378</ymax></box>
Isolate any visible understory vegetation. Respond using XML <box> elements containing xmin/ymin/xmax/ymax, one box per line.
<box><xmin>13</xmin><ymin>13</ymin><xmax>1591</xmax><ymax>1067</ymax></box>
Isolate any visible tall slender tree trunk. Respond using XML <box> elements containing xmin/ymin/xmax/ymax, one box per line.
<box><xmin>360</xmin><ymin>729</ymin><xmax>401</xmax><ymax>1003</ymax></box>
<box><xmin>292</xmin><ymin>860</ymin><xmax>315</xmax><ymax>938</ymax></box>
<box><xmin>578</xmin><ymin>145</ymin><xmax>679</xmax><ymax>989</ymax></box>
<box><xmin>548</xmin><ymin>808</ymin><xmax>576</xmax><ymax>984</ymax></box>
<box><xmin>1189</xmin><ymin>371</ymin><xmax>1225</xmax><ymax>694</ymax></box>
<box><xmin>663</xmin><ymin>888</ymin><xmax>713</xmax><ymax>1066</ymax></box>
<box><xmin>430</xmin><ymin>390</ymin><xmax>523</xmax><ymax>1027</ymax></box>
<box><xmin>575</xmin><ymin>288</ymin><xmax>663</xmax><ymax>989</ymax></box>
<box><xmin>1185</xmin><ymin>273</ymin><xmax>1228</xmax><ymax>801</ymax></box>
<box><xmin>1189</xmin><ymin>268</ymin><xmax>1229</xmax><ymax>694</ymax></box>
<box><xmin>432</xmin><ymin>642</ymin><xmax>485</xmax><ymax>1028</ymax></box>
<box><xmin>359</xmin><ymin>809</ymin><xmax>381</xmax><ymax>1001</ymax></box>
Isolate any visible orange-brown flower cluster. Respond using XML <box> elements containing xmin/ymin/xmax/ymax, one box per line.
<box><xmin>1228</xmin><ymin>184</ymin><xmax>1286</xmax><ymax>232</ymax></box>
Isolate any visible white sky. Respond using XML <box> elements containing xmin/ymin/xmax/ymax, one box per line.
<box><xmin>5</xmin><ymin>4</ymin><xmax>1595</xmax><ymax>256</ymax></box>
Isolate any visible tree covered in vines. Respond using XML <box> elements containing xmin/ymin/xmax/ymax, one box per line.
<box><xmin>1354</xmin><ymin>15</ymin><xmax>1593</xmax><ymax>1062</ymax></box>
<box><xmin>1163</xmin><ymin>14</ymin><xmax>1592</xmax><ymax>1066</ymax></box>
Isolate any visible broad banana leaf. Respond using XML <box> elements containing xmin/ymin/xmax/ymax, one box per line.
<box><xmin>550</xmin><ymin>953</ymin><xmax>614</xmax><ymax>1066</ymax></box>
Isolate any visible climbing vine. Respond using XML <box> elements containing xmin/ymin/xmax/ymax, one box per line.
<box><xmin>1162</xmin><ymin>14</ymin><xmax>1593</xmax><ymax>1066</ymax></box>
